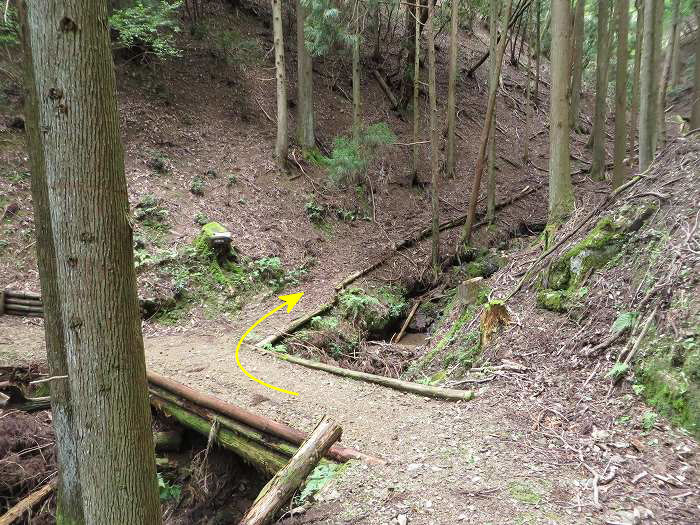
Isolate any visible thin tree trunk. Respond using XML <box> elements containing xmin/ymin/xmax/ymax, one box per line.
<box><xmin>549</xmin><ymin>0</ymin><xmax>574</xmax><ymax>222</ymax></box>
<box><xmin>427</xmin><ymin>0</ymin><xmax>440</xmax><ymax>275</ymax></box>
<box><xmin>628</xmin><ymin>0</ymin><xmax>644</xmax><ymax>168</ymax></box>
<box><xmin>656</xmin><ymin>41</ymin><xmax>673</xmax><ymax>147</ymax></box>
<box><xmin>639</xmin><ymin>0</ymin><xmax>660</xmax><ymax>171</ymax></box>
<box><xmin>589</xmin><ymin>0</ymin><xmax>612</xmax><ymax>180</ymax></box>
<box><xmin>412</xmin><ymin>1</ymin><xmax>421</xmax><ymax>176</ymax></box>
<box><xmin>18</xmin><ymin>3</ymin><xmax>84</xmax><ymax>523</ymax></box>
<box><xmin>534</xmin><ymin>0</ymin><xmax>541</xmax><ymax>104</ymax></box>
<box><xmin>569</xmin><ymin>0</ymin><xmax>586</xmax><ymax>130</ymax></box>
<box><xmin>669</xmin><ymin>0</ymin><xmax>681</xmax><ymax>88</ymax></box>
<box><xmin>352</xmin><ymin>0</ymin><xmax>361</xmax><ymax>141</ymax></box>
<box><xmin>693</xmin><ymin>2</ymin><xmax>700</xmax><ymax>129</ymax></box>
<box><xmin>524</xmin><ymin>5</ymin><xmax>533</xmax><ymax>166</ymax></box>
<box><xmin>613</xmin><ymin>0</ymin><xmax>630</xmax><ymax>189</ymax></box>
<box><xmin>24</xmin><ymin>2</ymin><xmax>162</xmax><ymax>523</ymax></box>
<box><xmin>272</xmin><ymin>0</ymin><xmax>288</xmax><ymax>172</ymax></box>
<box><xmin>486</xmin><ymin>0</ymin><xmax>498</xmax><ymax>224</ymax></box>
<box><xmin>458</xmin><ymin>0</ymin><xmax>513</xmax><ymax>247</ymax></box>
<box><xmin>296</xmin><ymin>0</ymin><xmax>314</xmax><ymax>148</ymax></box>
<box><xmin>446</xmin><ymin>0</ymin><xmax>459</xmax><ymax>178</ymax></box>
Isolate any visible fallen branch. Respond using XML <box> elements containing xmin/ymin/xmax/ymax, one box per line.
<box><xmin>393</xmin><ymin>301</ymin><xmax>420</xmax><ymax>343</ymax></box>
<box><xmin>0</xmin><ymin>481</ymin><xmax>55</xmax><ymax>525</ymax></box>
<box><xmin>239</xmin><ymin>417</ymin><xmax>342</xmax><ymax>525</ymax></box>
<box><xmin>373</xmin><ymin>70</ymin><xmax>398</xmax><ymax>109</ymax></box>
<box><xmin>267</xmin><ymin>351</ymin><xmax>474</xmax><ymax>401</ymax></box>
<box><xmin>147</xmin><ymin>371</ymin><xmax>381</xmax><ymax>465</ymax></box>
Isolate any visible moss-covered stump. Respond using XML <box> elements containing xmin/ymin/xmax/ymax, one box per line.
<box><xmin>194</xmin><ymin>221</ymin><xmax>236</xmax><ymax>261</ymax></box>
<box><xmin>337</xmin><ymin>286</ymin><xmax>408</xmax><ymax>335</ymax></box>
<box><xmin>635</xmin><ymin>326</ymin><xmax>700</xmax><ymax>437</ymax></box>
<box><xmin>538</xmin><ymin>205</ymin><xmax>655</xmax><ymax>312</ymax></box>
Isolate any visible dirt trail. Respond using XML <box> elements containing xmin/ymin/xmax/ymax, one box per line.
<box><xmin>2</xmin><ymin>316</ymin><xmax>698</xmax><ymax>525</ymax></box>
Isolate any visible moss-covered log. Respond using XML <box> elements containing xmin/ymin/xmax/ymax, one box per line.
<box><xmin>151</xmin><ymin>396</ymin><xmax>290</xmax><ymax>477</ymax></box>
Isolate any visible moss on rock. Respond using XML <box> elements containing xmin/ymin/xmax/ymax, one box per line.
<box><xmin>635</xmin><ymin>327</ymin><xmax>700</xmax><ymax>437</ymax></box>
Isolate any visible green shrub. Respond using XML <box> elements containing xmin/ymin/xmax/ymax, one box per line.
<box><xmin>210</xmin><ymin>28</ymin><xmax>260</xmax><ymax>65</ymax></box>
<box><xmin>326</xmin><ymin>123</ymin><xmax>395</xmax><ymax>185</ymax></box>
<box><xmin>0</xmin><ymin>7</ymin><xmax>19</xmax><ymax>46</ymax></box>
<box><xmin>134</xmin><ymin>194</ymin><xmax>169</xmax><ymax>231</ymax></box>
<box><xmin>157</xmin><ymin>473</ymin><xmax>181</xmax><ymax>502</ymax></box>
<box><xmin>190</xmin><ymin>175</ymin><xmax>205</xmax><ymax>195</ymax></box>
<box><xmin>109</xmin><ymin>1</ymin><xmax>183</xmax><ymax>59</ymax></box>
<box><xmin>305</xmin><ymin>200</ymin><xmax>326</xmax><ymax>224</ymax></box>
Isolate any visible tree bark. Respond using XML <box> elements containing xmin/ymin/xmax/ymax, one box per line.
<box><xmin>272</xmin><ymin>0</ymin><xmax>288</xmax><ymax>172</ymax></box>
<box><xmin>549</xmin><ymin>0</ymin><xmax>574</xmax><ymax>222</ymax></box>
<box><xmin>486</xmin><ymin>0</ymin><xmax>498</xmax><ymax>225</ymax></box>
<box><xmin>446</xmin><ymin>0</ymin><xmax>459</xmax><ymax>178</ymax></box>
<box><xmin>669</xmin><ymin>0</ymin><xmax>681</xmax><ymax>88</ymax></box>
<box><xmin>613</xmin><ymin>0</ymin><xmax>630</xmax><ymax>189</ymax></box>
<box><xmin>639</xmin><ymin>0</ymin><xmax>660</xmax><ymax>171</ymax></box>
<box><xmin>693</xmin><ymin>2</ymin><xmax>700</xmax><ymax>129</ymax></box>
<box><xmin>656</xmin><ymin>40</ymin><xmax>673</xmax><ymax>147</ymax></box>
<box><xmin>296</xmin><ymin>0</ymin><xmax>314</xmax><ymax>148</ymax></box>
<box><xmin>569</xmin><ymin>0</ymin><xmax>586</xmax><ymax>130</ymax></box>
<box><xmin>352</xmin><ymin>0</ymin><xmax>361</xmax><ymax>141</ymax></box>
<box><xmin>18</xmin><ymin>2</ymin><xmax>85</xmax><ymax>522</ymax></box>
<box><xmin>23</xmin><ymin>2</ymin><xmax>162</xmax><ymax>523</ymax></box>
<box><xmin>524</xmin><ymin>5</ymin><xmax>533</xmax><ymax>166</ymax></box>
<box><xmin>589</xmin><ymin>0</ymin><xmax>612</xmax><ymax>180</ymax></box>
<box><xmin>427</xmin><ymin>0</ymin><xmax>440</xmax><ymax>276</ymax></box>
<box><xmin>239</xmin><ymin>417</ymin><xmax>342</xmax><ymax>525</ymax></box>
<box><xmin>628</xmin><ymin>0</ymin><xmax>644</xmax><ymax>169</ymax></box>
<box><xmin>458</xmin><ymin>0</ymin><xmax>513</xmax><ymax>247</ymax></box>
<box><xmin>412</xmin><ymin>1</ymin><xmax>421</xmax><ymax>176</ymax></box>
<box><xmin>400</xmin><ymin>0</ymin><xmax>429</xmax><ymax>108</ymax></box>
<box><xmin>534</xmin><ymin>0</ymin><xmax>541</xmax><ymax>104</ymax></box>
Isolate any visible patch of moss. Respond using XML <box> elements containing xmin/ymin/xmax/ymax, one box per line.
<box><xmin>462</xmin><ymin>249</ymin><xmax>501</xmax><ymax>278</ymax></box>
<box><xmin>508</xmin><ymin>480</ymin><xmax>543</xmax><ymax>505</ymax></box>
<box><xmin>635</xmin><ymin>326</ymin><xmax>700</xmax><ymax>437</ymax></box>
<box><xmin>536</xmin><ymin>289</ymin><xmax>587</xmax><ymax>313</ymax></box>
<box><xmin>337</xmin><ymin>285</ymin><xmax>408</xmax><ymax>334</ymax></box>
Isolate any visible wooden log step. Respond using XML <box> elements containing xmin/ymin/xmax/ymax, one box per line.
<box><xmin>3</xmin><ymin>290</ymin><xmax>41</xmax><ymax>300</ymax></box>
<box><xmin>5</xmin><ymin>298</ymin><xmax>43</xmax><ymax>307</ymax></box>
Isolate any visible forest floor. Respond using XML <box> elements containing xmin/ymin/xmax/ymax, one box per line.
<box><xmin>1</xmin><ymin>2</ymin><xmax>699</xmax><ymax>524</ymax></box>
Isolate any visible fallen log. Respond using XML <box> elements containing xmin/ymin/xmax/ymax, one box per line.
<box><xmin>4</xmin><ymin>304</ymin><xmax>43</xmax><ymax>313</ymax></box>
<box><xmin>5</xmin><ymin>298</ymin><xmax>42</xmax><ymax>307</ymax></box>
<box><xmin>266</xmin><ymin>352</ymin><xmax>474</xmax><ymax>401</ymax></box>
<box><xmin>239</xmin><ymin>417</ymin><xmax>342</xmax><ymax>525</ymax></box>
<box><xmin>154</xmin><ymin>430</ymin><xmax>183</xmax><ymax>452</ymax></box>
<box><xmin>373</xmin><ymin>70</ymin><xmax>398</xmax><ymax>109</ymax></box>
<box><xmin>147</xmin><ymin>371</ymin><xmax>382</xmax><ymax>465</ymax></box>
<box><xmin>3</xmin><ymin>290</ymin><xmax>41</xmax><ymax>301</ymax></box>
<box><xmin>0</xmin><ymin>383</ymin><xmax>50</xmax><ymax>412</ymax></box>
<box><xmin>152</xmin><ymin>396</ymin><xmax>290</xmax><ymax>477</ymax></box>
<box><xmin>0</xmin><ymin>481</ymin><xmax>55</xmax><ymax>525</ymax></box>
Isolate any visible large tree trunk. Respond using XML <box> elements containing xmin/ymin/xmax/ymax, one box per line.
<box><xmin>427</xmin><ymin>0</ymin><xmax>439</xmax><ymax>276</ymax></box>
<box><xmin>639</xmin><ymin>0</ymin><xmax>660</xmax><ymax>171</ymax></box>
<box><xmin>589</xmin><ymin>0</ymin><xmax>612</xmax><ymax>180</ymax></box>
<box><xmin>613</xmin><ymin>0</ymin><xmax>630</xmax><ymax>189</ymax></box>
<box><xmin>549</xmin><ymin>0</ymin><xmax>574</xmax><ymax>222</ymax></box>
<box><xmin>486</xmin><ymin>0</ymin><xmax>498</xmax><ymax>225</ymax></box>
<box><xmin>272</xmin><ymin>0</ymin><xmax>288</xmax><ymax>172</ymax></box>
<box><xmin>568</xmin><ymin>0</ymin><xmax>586</xmax><ymax>131</ymax></box>
<box><xmin>412</xmin><ymin>2</ymin><xmax>421</xmax><ymax>176</ymax></box>
<box><xmin>693</xmin><ymin>3</ymin><xmax>700</xmax><ymax>129</ymax></box>
<box><xmin>446</xmin><ymin>0</ymin><xmax>458</xmax><ymax>178</ymax></box>
<box><xmin>458</xmin><ymin>0</ymin><xmax>513</xmax><ymax>247</ymax></box>
<box><xmin>628</xmin><ymin>0</ymin><xmax>644</xmax><ymax>169</ymax></box>
<box><xmin>18</xmin><ymin>3</ymin><xmax>84</xmax><ymax>523</ymax></box>
<box><xmin>296</xmin><ymin>0</ymin><xmax>314</xmax><ymax>148</ymax></box>
<box><xmin>23</xmin><ymin>2</ymin><xmax>162</xmax><ymax>523</ymax></box>
<box><xmin>669</xmin><ymin>0</ymin><xmax>681</xmax><ymax>88</ymax></box>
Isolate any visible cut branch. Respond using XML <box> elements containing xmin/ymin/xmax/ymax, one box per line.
<box><xmin>239</xmin><ymin>416</ymin><xmax>342</xmax><ymax>525</ymax></box>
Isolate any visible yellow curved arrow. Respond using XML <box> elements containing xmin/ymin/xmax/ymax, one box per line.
<box><xmin>235</xmin><ymin>292</ymin><xmax>303</xmax><ymax>396</ymax></box>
